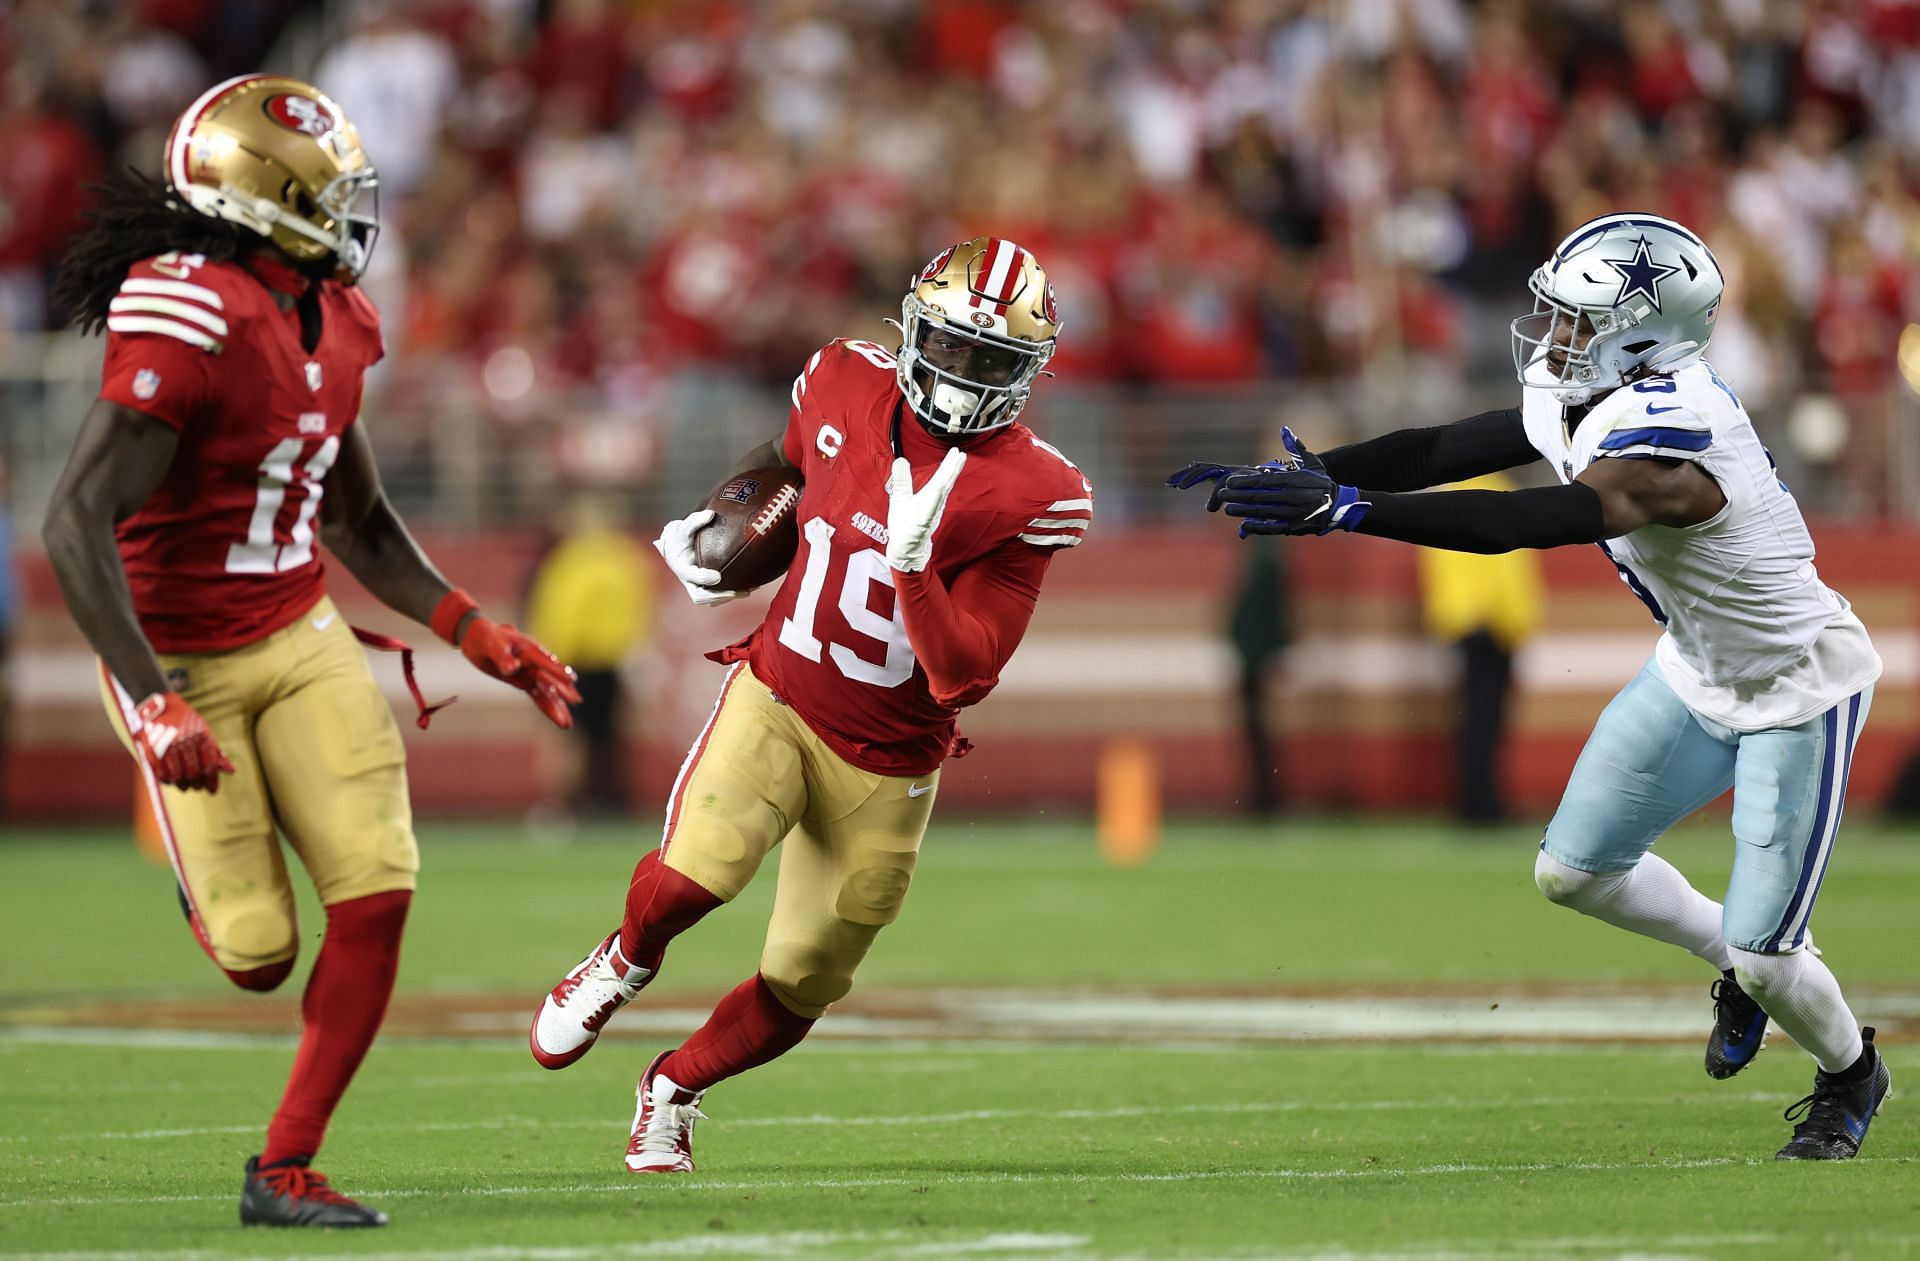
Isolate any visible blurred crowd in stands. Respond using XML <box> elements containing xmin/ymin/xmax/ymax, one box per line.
<box><xmin>4</xmin><ymin>0</ymin><xmax>1918</xmax><ymax>514</ymax></box>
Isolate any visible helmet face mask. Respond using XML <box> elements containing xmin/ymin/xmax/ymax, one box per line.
<box><xmin>166</xmin><ymin>75</ymin><xmax>381</xmax><ymax>282</ymax></box>
<box><xmin>313</xmin><ymin>165</ymin><xmax>381</xmax><ymax>278</ymax></box>
<box><xmin>1511</xmin><ymin>214</ymin><xmax>1722</xmax><ymax>406</ymax></box>
<box><xmin>895</xmin><ymin>238</ymin><xmax>1059</xmax><ymax>437</ymax></box>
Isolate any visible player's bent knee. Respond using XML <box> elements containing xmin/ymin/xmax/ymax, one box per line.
<box><xmin>759</xmin><ymin>942</ymin><xmax>852</xmax><ymax>1019</ymax></box>
<box><xmin>1534</xmin><ymin>851</ymin><xmax>1603</xmax><ymax>907</ymax></box>
<box><xmin>1727</xmin><ymin>944</ymin><xmax>1798</xmax><ymax>1003</ymax></box>
<box><xmin>212</xmin><ymin>908</ymin><xmax>298</xmax><ymax>986</ymax></box>
<box><xmin>835</xmin><ymin>850</ymin><xmax>916</xmax><ymax>926</ymax></box>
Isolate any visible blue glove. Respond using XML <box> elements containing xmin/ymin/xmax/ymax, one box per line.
<box><xmin>1165</xmin><ymin>461</ymin><xmax>1266</xmax><ymax>491</ymax></box>
<box><xmin>1277</xmin><ymin>425</ymin><xmax>1325</xmax><ymax>474</ymax></box>
<box><xmin>1168</xmin><ymin>427</ymin><xmax>1371</xmax><ymax>537</ymax></box>
<box><xmin>1220</xmin><ymin>472</ymin><xmax>1372</xmax><ymax>537</ymax></box>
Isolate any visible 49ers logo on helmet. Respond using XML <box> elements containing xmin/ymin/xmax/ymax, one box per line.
<box><xmin>263</xmin><ymin>93</ymin><xmax>336</xmax><ymax>138</ymax></box>
<box><xmin>1041</xmin><ymin>280</ymin><xmax>1060</xmax><ymax>325</ymax></box>
<box><xmin>917</xmin><ymin>246</ymin><xmax>957</xmax><ymax>285</ymax></box>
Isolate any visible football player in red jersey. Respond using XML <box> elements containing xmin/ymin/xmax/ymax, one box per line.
<box><xmin>43</xmin><ymin>76</ymin><xmax>579</xmax><ymax>1228</ymax></box>
<box><xmin>530</xmin><ymin>237</ymin><xmax>1092</xmax><ymax>1173</ymax></box>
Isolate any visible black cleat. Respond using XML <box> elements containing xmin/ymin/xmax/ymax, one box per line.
<box><xmin>1706</xmin><ymin>972</ymin><xmax>1768</xmax><ymax>1079</ymax></box>
<box><xmin>240</xmin><ymin>1156</ymin><xmax>389</xmax><ymax>1227</ymax></box>
<box><xmin>1775</xmin><ymin>1028</ymin><xmax>1892</xmax><ymax>1161</ymax></box>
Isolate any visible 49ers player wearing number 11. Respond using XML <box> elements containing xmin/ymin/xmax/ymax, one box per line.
<box><xmin>44</xmin><ymin>76</ymin><xmax>578</xmax><ymax>1227</ymax></box>
<box><xmin>530</xmin><ymin>237</ymin><xmax>1092</xmax><ymax>1173</ymax></box>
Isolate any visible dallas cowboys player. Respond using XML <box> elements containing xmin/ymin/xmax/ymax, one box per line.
<box><xmin>1169</xmin><ymin>213</ymin><xmax>1888</xmax><ymax>1161</ymax></box>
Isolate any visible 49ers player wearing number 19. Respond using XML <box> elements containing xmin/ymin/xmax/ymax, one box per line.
<box><xmin>530</xmin><ymin>237</ymin><xmax>1092</xmax><ymax>1174</ymax></box>
<box><xmin>44</xmin><ymin>76</ymin><xmax>578</xmax><ymax>1227</ymax></box>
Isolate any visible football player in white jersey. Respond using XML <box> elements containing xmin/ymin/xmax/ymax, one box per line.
<box><xmin>1170</xmin><ymin>213</ymin><xmax>1888</xmax><ymax>1161</ymax></box>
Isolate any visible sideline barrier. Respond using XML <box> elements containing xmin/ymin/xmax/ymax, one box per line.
<box><xmin>7</xmin><ymin>524</ymin><xmax>1915</xmax><ymax>820</ymax></box>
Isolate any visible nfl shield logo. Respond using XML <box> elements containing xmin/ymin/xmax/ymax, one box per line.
<box><xmin>132</xmin><ymin>368</ymin><xmax>160</xmax><ymax>400</ymax></box>
<box><xmin>306</xmin><ymin>361</ymin><xmax>322</xmax><ymax>391</ymax></box>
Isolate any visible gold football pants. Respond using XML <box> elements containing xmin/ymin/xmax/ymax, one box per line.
<box><xmin>660</xmin><ymin>662</ymin><xmax>938</xmax><ymax>1018</ymax></box>
<box><xmin>101</xmin><ymin>595</ymin><xmax>419</xmax><ymax>974</ymax></box>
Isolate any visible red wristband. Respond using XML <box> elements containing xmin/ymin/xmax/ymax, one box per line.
<box><xmin>431</xmin><ymin>588</ymin><xmax>480</xmax><ymax>645</ymax></box>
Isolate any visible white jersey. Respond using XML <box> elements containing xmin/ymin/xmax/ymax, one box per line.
<box><xmin>1521</xmin><ymin>360</ymin><xmax>1880</xmax><ymax>731</ymax></box>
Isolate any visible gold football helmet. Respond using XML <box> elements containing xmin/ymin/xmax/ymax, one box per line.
<box><xmin>165</xmin><ymin>74</ymin><xmax>379</xmax><ymax>279</ymax></box>
<box><xmin>894</xmin><ymin>237</ymin><xmax>1059</xmax><ymax>435</ymax></box>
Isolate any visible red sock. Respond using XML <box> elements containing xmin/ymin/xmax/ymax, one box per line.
<box><xmin>618</xmin><ymin>849</ymin><xmax>723</xmax><ymax>972</ymax></box>
<box><xmin>659</xmin><ymin>973</ymin><xmax>815</xmax><ymax>1092</ymax></box>
<box><xmin>260</xmin><ymin>889</ymin><xmax>410</xmax><ymax>1165</ymax></box>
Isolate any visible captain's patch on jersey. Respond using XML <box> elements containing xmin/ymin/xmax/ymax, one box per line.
<box><xmin>132</xmin><ymin>368</ymin><xmax>161</xmax><ymax>400</ymax></box>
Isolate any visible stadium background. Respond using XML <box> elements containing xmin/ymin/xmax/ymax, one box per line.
<box><xmin>2</xmin><ymin>0</ymin><xmax>1918</xmax><ymax>823</ymax></box>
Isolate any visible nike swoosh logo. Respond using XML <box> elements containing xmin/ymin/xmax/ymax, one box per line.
<box><xmin>907</xmin><ymin>783</ymin><xmax>933</xmax><ymax>798</ymax></box>
<box><xmin>1645</xmin><ymin>404</ymin><xmax>1682</xmax><ymax>415</ymax></box>
<box><xmin>311</xmin><ymin>613</ymin><xmax>337</xmax><ymax>631</ymax></box>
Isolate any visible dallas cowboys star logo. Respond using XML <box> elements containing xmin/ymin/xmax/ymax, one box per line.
<box><xmin>1603</xmin><ymin>235</ymin><xmax>1680</xmax><ymax>312</ymax></box>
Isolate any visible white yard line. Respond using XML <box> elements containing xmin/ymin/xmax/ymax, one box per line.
<box><xmin>0</xmin><ymin>1027</ymin><xmax>1761</xmax><ymax>1058</ymax></box>
<box><xmin>0</xmin><ymin>1092</ymin><xmax>1781</xmax><ymax>1146</ymax></box>
<box><xmin>12</xmin><ymin>989</ymin><xmax>1920</xmax><ymax>1053</ymax></box>
<box><xmin>3</xmin><ymin>1154</ymin><xmax>1911</xmax><ymax>1214</ymax></box>
<box><xmin>0</xmin><ymin>1232</ymin><xmax>1090</xmax><ymax>1261</ymax></box>
<box><xmin>9</xmin><ymin>1229</ymin><xmax>1905</xmax><ymax>1261</ymax></box>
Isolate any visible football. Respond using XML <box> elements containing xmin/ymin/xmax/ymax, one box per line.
<box><xmin>693</xmin><ymin>465</ymin><xmax>804</xmax><ymax>591</ymax></box>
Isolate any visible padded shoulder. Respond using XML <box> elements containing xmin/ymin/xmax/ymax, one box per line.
<box><xmin>107</xmin><ymin>256</ymin><xmax>258</xmax><ymax>353</ymax></box>
<box><xmin>1588</xmin><ymin>374</ymin><xmax>1713</xmax><ymax>462</ymax></box>
<box><xmin>1000</xmin><ymin>425</ymin><xmax>1094</xmax><ymax>549</ymax></box>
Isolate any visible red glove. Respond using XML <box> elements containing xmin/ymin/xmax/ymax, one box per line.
<box><xmin>134</xmin><ymin>692</ymin><xmax>236</xmax><ymax>793</ymax></box>
<box><xmin>432</xmin><ymin>590</ymin><xmax>581</xmax><ymax>729</ymax></box>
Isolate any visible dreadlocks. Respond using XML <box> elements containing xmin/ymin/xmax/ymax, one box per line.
<box><xmin>52</xmin><ymin>169</ymin><xmax>252</xmax><ymax>335</ymax></box>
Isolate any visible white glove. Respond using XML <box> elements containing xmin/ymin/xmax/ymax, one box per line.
<box><xmin>652</xmin><ymin>509</ymin><xmax>741</xmax><ymax>607</ymax></box>
<box><xmin>885</xmin><ymin>448</ymin><xmax>966</xmax><ymax>574</ymax></box>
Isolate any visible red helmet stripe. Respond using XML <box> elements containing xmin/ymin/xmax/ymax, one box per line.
<box><xmin>966</xmin><ymin>238</ymin><xmax>1003</xmax><ymax>310</ymax></box>
<box><xmin>978</xmin><ymin>238</ymin><xmax>1027</xmax><ymax>313</ymax></box>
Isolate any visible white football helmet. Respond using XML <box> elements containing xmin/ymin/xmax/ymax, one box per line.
<box><xmin>1511</xmin><ymin>213</ymin><xmax>1723</xmax><ymax>405</ymax></box>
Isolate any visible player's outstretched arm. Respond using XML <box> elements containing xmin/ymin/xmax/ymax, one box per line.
<box><xmin>1184</xmin><ymin>447</ymin><xmax>1723</xmax><ymax>554</ymax></box>
<box><xmin>44</xmin><ymin>400</ymin><xmax>236</xmax><ymax>791</ymax></box>
<box><xmin>1167</xmin><ymin>409</ymin><xmax>1538</xmax><ymax>497</ymax></box>
<box><xmin>322</xmin><ymin>424</ymin><xmax>581</xmax><ymax>728</ymax></box>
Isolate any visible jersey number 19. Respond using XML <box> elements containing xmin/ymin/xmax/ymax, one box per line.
<box><xmin>777</xmin><ymin>517</ymin><xmax>916</xmax><ymax>688</ymax></box>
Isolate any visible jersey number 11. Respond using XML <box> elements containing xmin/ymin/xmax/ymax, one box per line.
<box><xmin>226</xmin><ymin>435</ymin><xmax>340</xmax><ymax>574</ymax></box>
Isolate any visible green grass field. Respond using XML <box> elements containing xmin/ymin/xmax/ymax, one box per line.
<box><xmin>2</xmin><ymin>817</ymin><xmax>1917</xmax><ymax>1259</ymax></box>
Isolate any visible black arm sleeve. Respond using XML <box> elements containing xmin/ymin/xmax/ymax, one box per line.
<box><xmin>1354</xmin><ymin>482</ymin><xmax>1606</xmax><ymax>554</ymax></box>
<box><xmin>1319</xmin><ymin>408</ymin><xmax>1538</xmax><ymax>492</ymax></box>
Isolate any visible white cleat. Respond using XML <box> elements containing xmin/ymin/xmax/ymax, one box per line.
<box><xmin>529</xmin><ymin>931</ymin><xmax>653</xmax><ymax>1070</ymax></box>
<box><xmin>626</xmin><ymin>1051</ymin><xmax>706</xmax><ymax>1174</ymax></box>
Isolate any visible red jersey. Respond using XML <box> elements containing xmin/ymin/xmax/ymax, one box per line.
<box><xmin>97</xmin><ymin>252</ymin><xmax>383</xmax><ymax>652</ymax></box>
<box><xmin>716</xmin><ymin>338</ymin><xmax>1093</xmax><ymax>776</ymax></box>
